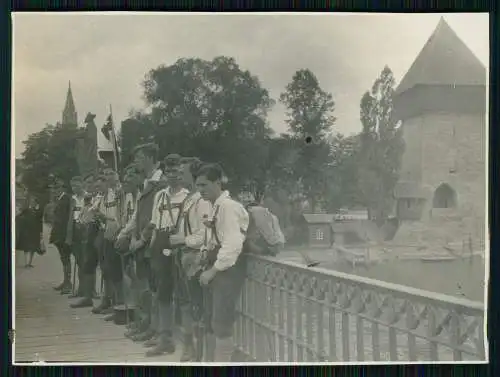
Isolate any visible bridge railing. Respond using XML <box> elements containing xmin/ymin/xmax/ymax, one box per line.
<box><xmin>233</xmin><ymin>254</ymin><xmax>486</xmax><ymax>362</ymax></box>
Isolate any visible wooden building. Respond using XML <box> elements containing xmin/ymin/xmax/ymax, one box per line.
<box><xmin>303</xmin><ymin>214</ymin><xmax>335</xmax><ymax>248</ymax></box>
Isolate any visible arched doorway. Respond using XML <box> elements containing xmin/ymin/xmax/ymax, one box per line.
<box><xmin>432</xmin><ymin>183</ymin><xmax>457</xmax><ymax>209</ymax></box>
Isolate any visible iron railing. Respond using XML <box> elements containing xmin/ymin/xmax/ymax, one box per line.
<box><xmin>233</xmin><ymin>254</ymin><xmax>486</xmax><ymax>362</ymax></box>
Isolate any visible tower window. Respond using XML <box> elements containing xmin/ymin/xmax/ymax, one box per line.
<box><xmin>432</xmin><ymin>183</ymin><xmax>457</xmax><ymax>209</ymax></box>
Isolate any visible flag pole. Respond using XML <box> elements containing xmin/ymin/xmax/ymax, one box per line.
<box><xmin>109</xmin><ymin>104</ymin><xmax>119</xmax><ymax>173</ymax></box>
<box><xmin>109</xmin><ymin>104</ymin><xmax>123</xmax><ymax>229</ymax></box>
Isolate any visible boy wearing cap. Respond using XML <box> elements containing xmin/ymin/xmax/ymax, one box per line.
<box><xmin>70</xmin><ymin>173</ymin><xmax>106</xmax><ymax>308</ymax></box>
<box><xmin>66</xmin><ymin>176</ymin><xmax>87</xmax><ymax>298</ymax></box>
<box><xmin>115</xmin><ymin>143</ymin><xmax>165</xmax><ymax>339</ymax></box>
<box><xmin>145</xmin><ymin>153</ymin><xmax>190</xmax><ymax>356</ymax></box>
<box><xmin>92</xmin><ymin>168</ymin><xmax>125</xmax><ymax>317</ymax></box>
<box><xmin>50</xmin><ymin>178</ymin><xmax>74</xmax><ymax>294</ymax></box>
<box><xmin>165</xmin><ymin>158</ymin><xmax>212</xmax><ymax>361</ymax></box>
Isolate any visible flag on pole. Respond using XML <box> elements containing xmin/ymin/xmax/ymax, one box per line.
<box><xmin>101</xmin><ymin>109</ymin><xmax>120</xmax><ymax>173</ymax></box>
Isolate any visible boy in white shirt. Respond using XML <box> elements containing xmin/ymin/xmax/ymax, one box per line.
<box><xmin>145</xmin><ymin>154</ymin><xmax>189</xmax><ymax>356</ymax></box>
<box><xmin>66</xmin><ymin>175</ymin><xmax>86</xmax><ymax>298</ymax></box>
<box><xmin>195</xmin><ymin>163</ymin><xmax>249</xmax><ymax>362</ymax></box>
<box><xmin>166</xmin><ymin>158</ymin><xmax>212</xmax><ymax>361</ymax></box>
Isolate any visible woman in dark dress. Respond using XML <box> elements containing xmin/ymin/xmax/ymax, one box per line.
<box><xmin>15</xmin><ymin>196</ymin><xmax>44</xmax><ymax>268</ymax></box>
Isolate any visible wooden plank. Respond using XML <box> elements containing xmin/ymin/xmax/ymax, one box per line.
<box><xmin>14</xmin><ymin>244</ymin><xmax>180</xmax><ymax>363</ymax></box>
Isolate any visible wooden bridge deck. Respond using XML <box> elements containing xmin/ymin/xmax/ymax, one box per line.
<box><xmin>13</xmin><ymin>233</ymin><xmax>181</xmax><ymax>364</ymax></box>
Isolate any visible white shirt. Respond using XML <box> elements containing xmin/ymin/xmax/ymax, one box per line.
<box><xmin>207</xmin><ymin>191</ymin><xmax>249</xmax><ymax>271</ymax></box>
<box><xmin>103</xmin><ymin>188</ymin><xmax>119</xmax><ymax>222</ymax></box>
<box><xmin>180</xmin><ymin>191</ymin><xmax>212</xmax><ymax>250</ymax></box>
<box><xmin>151</xmin><ymin>187</ymin><xmax>189</xmax><ymax>231</ymax></box>
<box><xmin>72</xmin><ymin>194</ymin><xmax>85</xmax><ymax>221</ymax></box>
<box><xmin>145</xmin><ymin>169</ymin><xmax>163</xmax><ymax>189</ymax></box>
<box><xmin>118</xmin><ymin>169</ymin><xmax>162</xmax><ymax>238</ymax></box>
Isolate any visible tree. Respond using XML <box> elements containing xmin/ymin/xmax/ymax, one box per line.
<box><xmin>142</xmin><ymin>56</ymin><xmax>275</xmax><ymax>197</ymax></box>
<box><xmin>280</xmin><ymin>69</ymin><xmax>336</xmax><ymax>211</ymax></box>
<box><xmin>20</xmin><ymin>123</ymin><xmax>80</xmax><ymax>206</ymax></box>
<box><xmin>120</xmin><ymin>111</ymin><xmax>156</xmax><ymax>169</ymax></box>
<box><xmin>358</xmin><ymin>66</ymin><xmax>405</xmax><ymax>224</ymax></box>
<box><xmin>324</xmin><ymin>133</ymin><xmax>364</xmax><ymax>212</ymax></box>
<box><xmin>264</xmin><ymin>135</ymin><xmax>301</xmax><ymax>198</ymax></box>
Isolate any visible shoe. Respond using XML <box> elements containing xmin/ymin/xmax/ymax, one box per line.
<box><xmin>101</xmin><ymin>307</ymin><xmax>114</xmax><ymax>315</ymax></box>
<box><xmin>145</xmin><ymin>338</ymin><xmax>175</xmax><ymax>357</ymax></box>
<box><xmin>70</xmin><ymin>298</ymin><xmax>93</xmax><ymax>308</ymax></box>
<box><xmin>124</xmin><ymin>327</ymin><xmax>142</xmax><ymax>338</ymax></box>
<box><xmin>103</xmin><ymin>313</ymin><xmax>116</xmax><ymax>322</ymax></box>
<box><xmin>180</xmin><ymin>341</ymin><xmax>195</xmax><ymax>362</ymax></box>
<box><xmin>60</xmin><ymin>283</ymin><xmax>73</xmax><ymax>295</ymax></box>
<box><xmin>53</xmin><ymin>282</ymin><xmax>66</xmax><ymax>291</ymax></box>
<box><xmin>132</xmin><ymin>329</ymin><xmax>155</xmax><ymax>342</ymax></box>
<box><xmin>91</xmin><ymin>301</ymin><xmax>112</xmax><ymax>314</ymax></box>
<box><xmin>68</xmin><ymin>291</ymin><xmax>84</xmax><ymax>299</ymax></box>
<box><xmin>143</xmin><ymin>336</ymin><xmax>159</xmax><ymax>348</ymax></box>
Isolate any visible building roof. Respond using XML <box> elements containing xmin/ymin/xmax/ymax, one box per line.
<box><xmin>303</xmin><ymin>213</ymin><xmax>335</xmax><ymax>224</ymax></box>
<box><xmin>395</xmin><ymin>17</ymin><xmax>486</xmax><ymax>96</ymax></box>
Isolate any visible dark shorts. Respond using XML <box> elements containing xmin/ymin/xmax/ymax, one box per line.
<box><xmin>151</xmin><ymin>253</ymin><xmax>175</xmax><ymax>304</ymax></box>
<box><xmin>207</xmin><ymin>257</ymin><xmax>247</xmax><ymax>338</ymax></box>
<box><xmin>54</xmin><ymin>242</ymin><xmax>72</xmax><ymax>263</ymax></box>
<box><xmin>100</xmin><ymin>239</ymin><xmax>123</xmax><ymax>282</ymax></box>
<box><xmin>177</xmin><ymin>251</ymin><xmax>203</xmax><ymax>315</ymax></box>
<box><xmin>149</xmin><ymin>230</ymin><xmax>177</xmax><ymax>303</ymax></box>
<box><xmin>71</xmin><ymin>224</ymin><xmax>85</xmax><ymax>265</ymax></box>
<box><xmin>82</xmin><ymin>224</ymin><xmax>100</xmax><ymax>274</ymax></box>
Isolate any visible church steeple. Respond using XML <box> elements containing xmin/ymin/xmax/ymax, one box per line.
<box><xmin>62</xmin><ymin>81</ymin><xmax>78</xmax><ymax>126</ymax></box>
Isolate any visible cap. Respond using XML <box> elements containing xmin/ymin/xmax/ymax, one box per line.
<box><xmin>163</xmin><ymin>153</ymin><xmax>183</xmax><ymax>168</ymax></box>
<box><xmin>188</xmin><ymin>158</ymin><xmax>204</xmax><ymax>176</ymax></box>
<box><xmin>132</xmin><ymin>142</ymin><xmax>159</xmax><ymax>157</ymax></box>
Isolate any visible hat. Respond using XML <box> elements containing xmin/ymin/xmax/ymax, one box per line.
<box><xmin>163</xmin><ymin>154</ymin><xmax>183</xmax><ymax>168</ymax></box>
<box><xmin>180</xmin><ymin>156</ymin><xmax>199</xmax><ymax>165</ymax></box>
<box><xmin>188</xmin><ymin>158</ymin><xmax>204</xmax><ymax>176</ymax></box>
<box><xmin>132</xmin><ymin>143</ymin><xmax>159</xmax><ymax>157</ymax></box>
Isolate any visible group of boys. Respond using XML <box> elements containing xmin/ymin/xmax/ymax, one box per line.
<box><xmin>49</xmin><ymin>142</ymin><xmax>250</xmax><ymax>362</ymax></box>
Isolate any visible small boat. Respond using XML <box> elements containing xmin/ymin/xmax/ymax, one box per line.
<box><xmin>420</xmin><ymin>255</ymin><xmax>456</xmax><ymax>262</ymax></box>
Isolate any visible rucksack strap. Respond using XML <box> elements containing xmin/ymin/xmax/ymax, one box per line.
<box><xmin>211</xmin><ymin>205</ymin><xmax>247</xmax><ymax>247</ymax></box>
<box><xmin>211</xmin><ymin>205</ymin><xmax>222</xmax><ymax>247</ymax></box>
<box><xmin>183</xmin><ymin>197</ymin><xmax>201</xmax><ymax>237</ymax></box>
<box><xmin>157</xmin><ymin>192</ymin><xmax>167</xmax><ymax>231</ymax></box>
<box><xmin>175</xmin><ymin>194</ymin><xmax>191</xmax><ymax>233</ymax></box>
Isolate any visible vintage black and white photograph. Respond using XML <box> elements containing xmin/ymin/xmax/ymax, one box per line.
<box><xmin>12</xmin><ymin>12</ymin><xmax>488</xmax><ymax>364</ymax></box>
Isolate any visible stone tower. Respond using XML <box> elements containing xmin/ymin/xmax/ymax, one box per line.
<box><xmin>62</xmin><ymin>81</ymin><xmax>78</xmax><ymax>126</ymax></box>
<box><xmin>391</xmin><ymin>18</ymin><xmax>486</xmax><ymax>251</ymax></box>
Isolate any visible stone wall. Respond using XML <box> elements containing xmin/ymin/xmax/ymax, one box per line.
<box><xmin>392</xmin><ymin>110</ymin><xmax>486</xmax><ymax>249</ymax></box>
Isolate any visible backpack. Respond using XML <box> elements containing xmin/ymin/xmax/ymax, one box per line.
<box><xmin>243</xmin><ymin>205</ymin><xmax>285</xmax><ymax>257</ymax></box>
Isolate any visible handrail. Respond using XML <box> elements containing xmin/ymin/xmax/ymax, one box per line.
<box><xmin>255</xmin><ymin>254</ymin><xmax>483</xmax><ymax>312</ymax></box>
<box><xmin>232</xmin><ymin>253</ymin><xmax>486</xmax><ymax>362</ymax></box>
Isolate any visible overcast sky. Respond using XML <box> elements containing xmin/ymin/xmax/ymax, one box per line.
<box><xmin>12</xmin><ymin>12</ymin><xmax>489</xmax><ymax>157</ymax></box>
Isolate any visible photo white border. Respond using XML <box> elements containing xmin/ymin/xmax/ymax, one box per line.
<box><xmin>10</xmin><ymin>11</ymin><xmax>490</xmax><ymax>366</ymax></box>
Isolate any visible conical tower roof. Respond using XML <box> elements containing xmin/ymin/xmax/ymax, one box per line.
<box><xmin>62</xmin><ymin>81</ymin><xmax>78</xmax><ymax>126</ymax></box>
<box><xmin>395</xmin><ymin>17</ymin><xmax>486</xmax><ymax>95</ymax></box>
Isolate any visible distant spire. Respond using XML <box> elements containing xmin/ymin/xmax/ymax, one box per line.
<box><xmin>62</xmin><ymin>81</ymin><xmax>78</xmax><ymax>126</ymax></box>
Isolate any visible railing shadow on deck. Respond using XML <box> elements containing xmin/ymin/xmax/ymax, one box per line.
<box><xmin>232</xmin><ymin>254</ymin><xmax>486</xmax><ymax>363</ymax></box>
